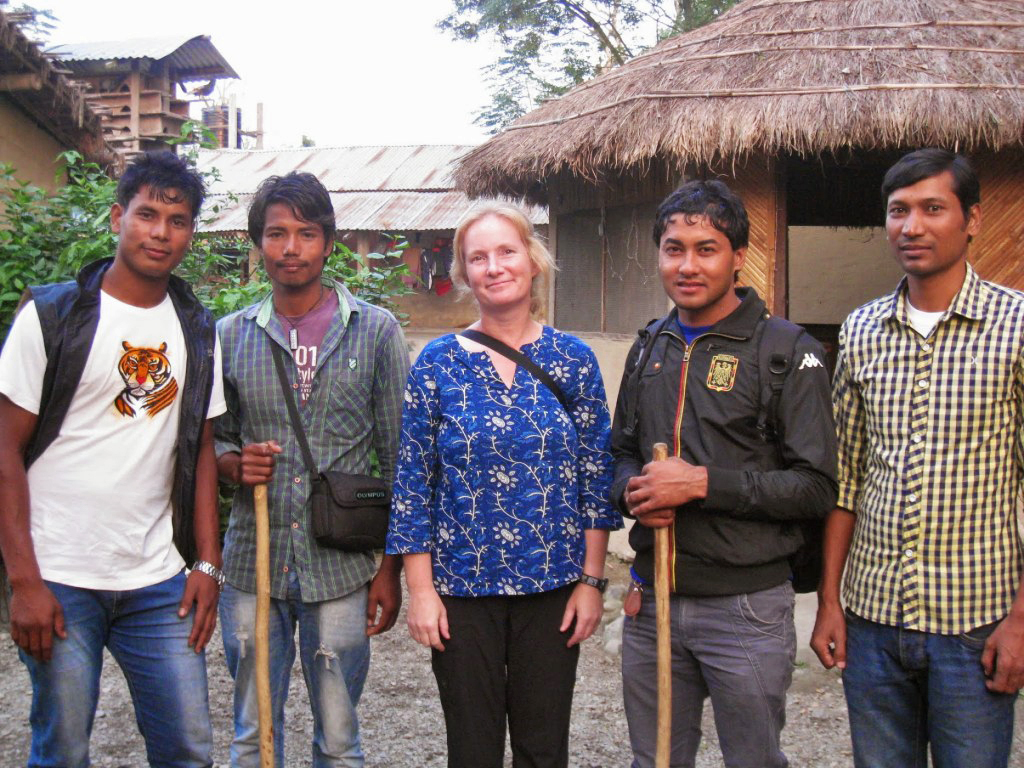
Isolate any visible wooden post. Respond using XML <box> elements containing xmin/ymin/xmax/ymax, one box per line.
<box><xmin>253</xmin><ymin>483</ymin><xmax>274</xmax><ymax>768</ymax></box>
<box><xmin>652</xmin><ymin>442</ymin><xmax>671</xmax><ymax>768</ymax></box>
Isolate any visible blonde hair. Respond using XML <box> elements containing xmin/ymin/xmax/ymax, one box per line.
<box><xmin>451</xmin><ymin>202</ymin><xmax>556</xmax><ymax>316</ymax></box>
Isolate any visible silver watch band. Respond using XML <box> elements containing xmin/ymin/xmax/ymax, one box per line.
<box><xmin>192</xmin><ymin>560</ymin><xmax>225</xmax><ymax>588</ymax></box>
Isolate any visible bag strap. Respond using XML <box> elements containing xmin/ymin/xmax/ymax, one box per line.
<box><xmin>756</xmin><ymin>315</ymin><xmax>805</xmax><ymax>456</ymax></box>
<box><xmin>620</xmin><ymin>314</ymin><xmax>672</xmax><ymax>441</ymax></box>
<box><xmin>457</xmin><ymin>329</ymin><xmax>570</xmax><ymax>412</ymax></box>
<box><xmin>270</xmin><ymin>342</ymin><xmax>319</xmax><ymax>476</ymax></box>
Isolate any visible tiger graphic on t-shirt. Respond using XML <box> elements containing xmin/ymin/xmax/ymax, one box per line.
<box><xmin>113</xmin><ymin>341</ymin><xmax>178</xmax><ymax>418</ymax></box>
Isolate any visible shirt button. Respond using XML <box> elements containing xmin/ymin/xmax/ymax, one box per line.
<box><xmin>904</xmin><ymin>549</ymin><xmax>914</xmax><ymax>558</ymax></box>
<box><xmin>918</xmin><ymin>380</ymin><xmax>929</xmax><ymax>389</ymax></box>
<box><xmin>908</xmin><ymin>493</ymin><xmax>918</xmax><ymax>503</ymax></box>
<box><xmin>293</xmin><ymin>383</ymin><xmax>299</xmax><ymax>390</ymax></box>
<box><xmin>912</xmin><ymin>434</ymin><xmax>922</xmax><ymax>443</ymax></box>
<box><xmin>921</xmin><ymin>343</ymin><xmax>931</xmax><ymax>352</ymax></box>
<box><xmin>294</xmin><ymin>476</ymin><xmax>302</xmax><ymax>484</ymax></box>
<box><xmin>292</xmin><ymin>522</ymin><xmax>299</xmax><ymax>529</ymax></box>
<box><xmin>282</xmin><ymin>565</ymin><xmax>289</xmax><ymax>572</ymax></box>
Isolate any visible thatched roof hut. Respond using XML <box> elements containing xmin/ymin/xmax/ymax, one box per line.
<box><xmin>457</xmin><ymin>0</ymin><xmax>1024</xmax><ymax>340</ymax></box>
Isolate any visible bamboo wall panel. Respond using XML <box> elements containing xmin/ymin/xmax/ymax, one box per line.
<box><xmin>718</xmin><ymin>156</ymin><xmax>777</xmax><ymax>310</ymax></box>
<box><xmin>554</xmin><ymin>209</ymin><xmax>604</xmax><ymax>332</ymax></box>
<box><xmin>972</xmin><ymin>151</ymin><xmax>1024</xmax><ymax>291</ymax></box>
<box><xmin>604</xmin><ymin>204</ymin><xmax>667</xmax><ymax>333</ymax></box>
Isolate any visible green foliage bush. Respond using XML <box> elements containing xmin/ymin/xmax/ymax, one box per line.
<box><xmin>0</xmin><ymin>145</ymin><xmax>413</xmax><ymax>532</ymax></box>
<box><xmin>0</xmin><ymin>151</ymin><xmax>117</xmax><ymax>337</ymax></box>
<box><xmin>0</xmin><ymin>151</ymin><xmax>413</xmax><ymax>339</ymax></box>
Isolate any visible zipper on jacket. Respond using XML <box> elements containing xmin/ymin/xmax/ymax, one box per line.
<box><xmin>668</xmin><ymin>340</ymin><xmax>696</xmax><ymax>593</ymax></box>
<box><xmin>660</xmin><ymin>329</ymin><xmax>746</xmax><ymax>592</ymax></box>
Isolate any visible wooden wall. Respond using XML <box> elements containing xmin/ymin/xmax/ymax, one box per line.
<box><xmin>546</xmin><ymin>154</ymin><xmax>786</xmax><ymax>333</ymax></box>
<box><xmin>713</xmin><ymin>155</ymin><xmax>782</xmax><ymax>314</ymax></box>
<box><xmin>971</xmin><ymin>150</ymin><xmax>1024</xmax><ymax>290</ymax></box>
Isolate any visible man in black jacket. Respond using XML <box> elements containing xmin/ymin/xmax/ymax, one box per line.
<box><xmin>611</xmin><ymin>180</ymin><xmax>837</xmax><ymax>768</ymax></box>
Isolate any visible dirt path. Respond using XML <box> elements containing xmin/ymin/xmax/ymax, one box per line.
<box><xmin>1</xmin><ymin>558</ymin><xmax>1020</xmax><ymax>766</ymax></box>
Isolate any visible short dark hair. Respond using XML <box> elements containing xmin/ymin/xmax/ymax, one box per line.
<box><xmin>653</xmin><ymin>179</ymin><xmax>749</xmax><ymax>250</ymax></box>
<box><xmin>116</xmin><ymin>150</ymin><xmax>206</xmax><ymax>222</ymax></box>
<box><xmin>881</xmin><ymin>148</ymin><xmax>980</xmax><ymax>219</ymax></box>
<box><xmin>247</xmin><ymin>172</ymin><xmax>336</xmax><ymax>245</ymax></box>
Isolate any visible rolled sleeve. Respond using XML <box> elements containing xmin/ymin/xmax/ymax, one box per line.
<box><xmin>213</xmin><ymin>316</ymin><xmax>242</xmax><ymax>459</ymax></box>
<box><xmin>832</xmin><ymin>322</ymin><xmax>866</xmax><ymax>512</ymax></box>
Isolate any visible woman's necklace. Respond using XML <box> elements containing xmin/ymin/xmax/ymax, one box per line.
<box><xmin>277</xmin><ymin>284</ymin><xmax>325</xmax><ymax>351</ymax></box>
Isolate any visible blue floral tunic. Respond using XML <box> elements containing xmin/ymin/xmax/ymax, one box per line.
<box><xmin>386</xmin><ymin>326</ymin><xmax>620</xmax><ymax>596</ymax></box>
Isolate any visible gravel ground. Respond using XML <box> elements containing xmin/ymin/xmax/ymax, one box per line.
<box><xmin>1</xmin><ymin>557</ymin><xmax>1021</xmax><ymax>767</ymax></box>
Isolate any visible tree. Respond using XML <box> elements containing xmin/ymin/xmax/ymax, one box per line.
<box><xmin>440</xmin><ymin>0</ymin><xmax>739</xmax><ymax>132</ymax></box>
<box><xmin>0</xmin><ymin>150</ymin><xmax>413</xmax><ymax>337</ymax></box>
<box><xmin>5</xmin><ymin>5</ymin><xmax>57</xmax><ymax>43</ymax></box>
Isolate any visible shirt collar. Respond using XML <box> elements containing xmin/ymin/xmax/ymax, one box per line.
<box><xmin>876</xmin><ymin>262</ymin><xmax>986</xmax><ymax>326</ymax></box>
<box><xmin>248</xmin><ymin>278</ymin><xmax>357</xmax><ymax>328</ymax></box>
<box><xmin>668</xmin><ymin>286</ymin><xmax>767</xmax><ymax>340</ymax></box>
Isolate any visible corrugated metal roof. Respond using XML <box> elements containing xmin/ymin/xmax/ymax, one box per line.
<box><xmin>199</xmin><ymin>190</ymin><xmax>547</xmax><ymax>234</ymax></box>
<box><xmin>194</xmin><ymin>145</ymin><xmax>474</xmax><ymax>194</ymax></box>
<box><xmin>48</xmin><ymin>35</ymin><xmax>238</xmax><ymax>80</ymax></box>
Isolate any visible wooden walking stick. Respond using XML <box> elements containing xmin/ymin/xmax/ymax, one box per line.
<box><xmin>253</xmin><ymin>483</ymin><xmax>274</xmax><ymax>768</ymax></box>
<box><xmin>652</xmin><ymin>442</ymin><xmax>671</xmax><ymax>768</ymax></box>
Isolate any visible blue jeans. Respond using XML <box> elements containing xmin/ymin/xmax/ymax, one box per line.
<box><xmin>19</xmin><ymin>571</ymin><xmax>213</xmax><ymax>768</ymax></box>
<box><xmin>843</xmin><ymin>611</ymin><xmax>1017</xmax><ymax>768</ymax></box>
<box><xmin>219</xmin><ymin>573</ymin><xmax>370</xmax><ymax>768</ymax></box>
<box><xmin>622</xmin><ymin>582</ymin><xmax>796</xmax><ymax>768</ymax></box>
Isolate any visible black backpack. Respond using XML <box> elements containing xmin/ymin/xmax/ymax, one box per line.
<box><xmin>624</xmin><ymin>313</ymin><xmax>823</xmax><ymax>593</ymax></box>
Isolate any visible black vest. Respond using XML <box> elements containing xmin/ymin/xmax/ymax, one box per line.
<box><xmin>26</xmin><ymin>258</ymin><xmax>216</xmax><ymax>564</ymax></box>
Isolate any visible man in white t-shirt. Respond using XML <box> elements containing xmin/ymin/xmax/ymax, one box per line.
<box><xmin>0</xmin><ymin>151</ymin><xmax>226</xmax><ymax>767</ymax></box>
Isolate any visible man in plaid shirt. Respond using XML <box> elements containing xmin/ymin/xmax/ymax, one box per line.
<box><xmin>812</xmin><ymin>149</ymin><xmax>1024</xmax><ymax>767</ymax></box>
<box><xmin>215</xmin><ymin>172</ymin><xmax>408</xmax><ymax>767</ymax></box>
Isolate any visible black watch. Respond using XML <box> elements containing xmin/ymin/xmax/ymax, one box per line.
<box><xmin>578</xmin><ymin>573</ymin><xmax>609</xmax><ymax>593</ymax></box>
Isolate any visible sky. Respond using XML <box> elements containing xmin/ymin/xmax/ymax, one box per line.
<box><xmin>34</xmin><ymin>0</ymin><xmax>495</xmax><ymax>149</ymax></box>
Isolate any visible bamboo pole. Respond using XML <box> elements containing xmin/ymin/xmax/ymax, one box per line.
<box><xmin>253</xmin><ymin>483</ymin><xmax>274</xmax><ymax>768</ymax></box>
<box><xmin>652</xmin><ymin>442</ymin><xmax>671</xmax><ymax>768</ymax></box>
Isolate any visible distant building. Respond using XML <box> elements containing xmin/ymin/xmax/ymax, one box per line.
<box><xmin>0</xmin><ymin>8</ymin><xmax>111</xmax><ymax>189</ymax></box>
<box><xmin>48</xmin><ymin>34</ymin><xmax>238</xmax><ymax>158</ymax></box>
<box><xmin>195</xmin><ymin>144</ymin><xmax>547</xmax><ymax>330</ymax></box>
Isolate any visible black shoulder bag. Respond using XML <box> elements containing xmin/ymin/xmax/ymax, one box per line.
<box><xmin>270</xmin><ymin>343</ymin><xmax>390</xmax><ymax>552</ymax></box>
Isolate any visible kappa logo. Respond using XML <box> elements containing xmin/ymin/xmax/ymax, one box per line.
<box><xmin>798</xmin><ymin>353</ymin><xmax>824</xmax><ymax>371</ymax></box>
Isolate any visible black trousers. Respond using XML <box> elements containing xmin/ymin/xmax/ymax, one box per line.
<box><xmin>431</xmin><ymin>584</ymin><xmax>581</xmax><ymax>768</ymax></box>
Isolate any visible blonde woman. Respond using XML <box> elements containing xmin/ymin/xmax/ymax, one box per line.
<box><xmin>387</xmin><ymin>203</ymin><xmax>620</xmax><ymax>767</ymax></box>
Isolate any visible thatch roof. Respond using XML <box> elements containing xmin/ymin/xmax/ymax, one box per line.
<box><xmin>457</xmin><ymin>0</ymin><xmax>1024</xmax><ymax>202</ymax></box>
<box><xmin>0</xmin><ymin>9</ymin><xmax>112</xmax><ymax>165</ymax></box>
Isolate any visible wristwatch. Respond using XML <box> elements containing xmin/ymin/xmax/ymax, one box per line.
<box><xmin>192</xmin><ymin>560</ymin><xmax>225</xmax><ymax>589</ymax></box>
<box><xmin>578</xmin><ymin>573</ymin><xmax>609</xmax><ymax>593</ymax></box>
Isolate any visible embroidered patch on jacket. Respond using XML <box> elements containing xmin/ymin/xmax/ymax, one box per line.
<box><xmin>348</xmin><ymin>357</ymin><xmax>358</xmax><ymax>370</ymax></box>
<box><xmin>706</xmin><ymin>354</ymin><xmax>739</xmax><ymax>392</ymax></box>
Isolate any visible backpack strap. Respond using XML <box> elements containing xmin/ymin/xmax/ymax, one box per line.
<box><xmin>620</xmin><ymin>313</ymin><xmax>672</xmax><ymax>441</ymax></box>
<box><xmin>756</xmin><ymin>315</ymin><xmax>805</xmax><ymax>454</ymax></box>
<box><xmin>756</xmin><ymin>314</ymin><xmax>827</xmax><ymax>593</ymax></box>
